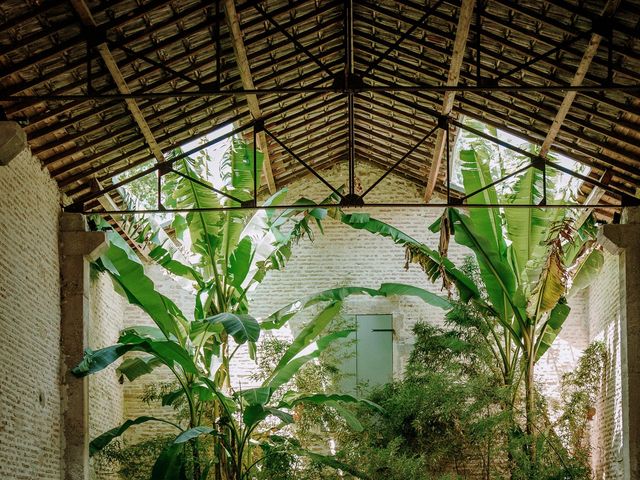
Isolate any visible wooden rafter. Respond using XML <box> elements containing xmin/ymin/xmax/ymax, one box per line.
<box><xmin>96</xmin><ymin>189</ymin><xmax>150</xmax><ymax>259</ymax></box>
<box><xmin>423</xmin><ymin>0</ymin><xmax>475</xmax><ymax>202</ymax></box>
<box><xmin>574</xmin><ymin>169</ymin><xmax>614</xmax><ymax>229</ymax></box>
<box><xmin>69</xmin><ymin>0</ymin><xmax>166</xmax><ymax>164</ymax></box>
<box><xmin>223</xmin><ymin>0</ymin><xmax>277</xmax><ymax>194</ymax></box>
<box><xmin>539</xmin><ymin>0</ymin><xmax>620</xmax><ymax>157</ymax></box>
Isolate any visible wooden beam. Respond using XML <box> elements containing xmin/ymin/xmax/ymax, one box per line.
<box><xmin>574</xmin><ymin>169</ymin><xmax>613</xmax><ymax>229</ymax></box>
<box><xmin>424</xmin><ymin>0</ymin><xmax>475</xmax><ymax>202</ymax></box>
<box><xmin>223</xmin><ymin>0</ymin><xmax>277</xmax><ymax>194</ymax></box>
<box><xmin>98</xmin><ymin>195</ymin><xmax>151</xmax><ymax>260</ymax></box>
<box><xmin>70</xmin><ymin>0</ymin><xmax>166</xmax><ymax>163</ymax></box>
<box><xmin>539</xmin><ymin>0</ymin><xmax>620</xmax><ymax>157</ymax></box>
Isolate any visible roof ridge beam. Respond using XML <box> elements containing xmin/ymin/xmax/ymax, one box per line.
<box><xmin>424</xmin><ymin>0</ymin><xmax>475</xmax><ymax>202</ymax></box>
<box><xmin>224</xmin><ymin>0</ymin><xmax>276</xmax><ymax>194</ymax></box>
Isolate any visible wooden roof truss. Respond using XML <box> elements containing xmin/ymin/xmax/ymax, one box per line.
<box><xmin>0</xmin><ymin>0</ymin><xmax>639</xmax><ymax>216</ymax></box>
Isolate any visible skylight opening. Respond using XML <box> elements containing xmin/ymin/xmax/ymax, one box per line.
<box><xmin>114</xmin><ymin>124</ymin><xmax>236</xmax><ymax>218</ymax></box>
<box><xmin>450</xmin><ymin>117</ymin><xmax>590</xmax><ymax>204</ymax></box>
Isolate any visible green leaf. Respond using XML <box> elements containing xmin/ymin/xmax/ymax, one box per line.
<box><xmin>119</xmin><ymin>325</ymin><xmax>168</xmax><ymax>342</ymax></box>
<box><xmin>291</xmin><ymin>448</ymin><xmax>369</xmax><ymax>479</ymax></box>
<box><xmin>503</xmin><ymin>167</ymin><xmax>557</xmax><ymax>280</ymax></box>
<box><xmin>165</xmin><ymin>154</ymin><xmax>224</xmax><ymax>271</ymax></box>
<box><xmin>239</xmin><ymin>386</ymin><xmax>273</xmax><ymax>406</ymax></box>
<box><xmin>327</xmin><ymin>401</ymin><xmax>363</xmax><ymax>431</ymax></box>
<box><xmin>446</xmin><ymin>209</ymin><xmax>525</xmax><ymax>337</ymax></box>
<box><xmin>90</xmin><ymin>416</ymin><xmax>178</xmax><ymax>456</ymax></box>
<box><xmin>528</xmin><ymin>245</ymin><xmax>568</xmax><ymax>319</ymax></box>
<box><xmin>117</xmin><ymin>356</ymin><xmax>162</xmax><ymax>382</ymax></box>
<box><xmin>535</xmin><ymin>299</ymin><xmax>571</xmax><ymax>360</ymax></box>
<box><xmin>228</xmin><ymin>236</ymin><xmax>253</xmax><ymax>289</ymax></box>
<box><xmin>243</xmin><ymin>404</ymin><xmax>268</xmax><ymax>427</ymax></box>
<box><xmin>151</xmin><ymin>444</ymin><xmax>187</xmax><ymax>480</ymax></box>
<box><xmin>377</xmin><ymin>283</ymin><xmax>451</xmax><ymax>309</ymax></box>
<box><xmin>459</xmin><ymin>149</ymin><xmax>517</xmax><ymax>322</ymax></box>
<box><xmin>273</xmin><ymin>302</ymin><xmax>342</xmax><ymax>371</ymax></box>
<box><xmin>220</xmin><ymin>137</ymin><xmax>264</xmax><ymax>200</ymax></box>
<box><xmin>460</xmin><ymin>149</ymin><xmax>506</xmax><ymax>259</ymax></box>
<box><xmin>242</xmin><ymin>405</ymin><xmax>294</xmax><ymax>428</ymax></box>
<box><xmin>569</xmin><ymin>248</ymin><xmax>604</xmax><ymax>296</ymax></box>
<box><xmin>278</xmin><ymin>392</ymin><xmax>383</xmax><ymax>413</ymax></box>
<box><xmin>204</xmin><ymin>312</ymin><xmax>260</xmax><ymax>344</ymax></box>
<box><xmin>174</xmin><ymin>426</ymin><xmax>215</xmax><ymax>444</ymax></box>
<box><xmin>334</xmin><ymin>211</ymin><xmax>479</xmax><ymax>302</ymax></box>
<box><xmin>96</xmin><ymin>230</ymin><xmax>188</xmax><ymax>342</ymax></box>
<box><xmin>73</xmin><ymin>344</ymin><xmax>138</xmax><ymax>377</ymax></box>
<box><xmin>262</xmin><ymin>283</ymin><xmax>449</xmax><ymax>330</ymax></box>
<box><xmin>266</xmin><ymin>329</ymin><xmax>354</xmax><ymax>392</ymax></box>
<box><xmin>241</xmin><ymin>192</ymin><xmax>331</xmax><ymax>290</ymax></box>
<box><xmin>148</xmin><ymin>243</ymin><xmax>204</xmax><ymax>288</ymax></box>
<box><xmin>72</xmin><ymin>339</ymin><xmax>198</xmax><ymax>377</ymax></box>
<box><xmin>447</xmin><ymin>208</ymin><xmax>519</xmax><ymax>323</ymax></box>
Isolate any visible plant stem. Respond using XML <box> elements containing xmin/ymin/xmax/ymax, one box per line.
<box><xmin>524</xmin><ymin>338</ymin><xmax>537</xmax><ymax>474</ymax></box>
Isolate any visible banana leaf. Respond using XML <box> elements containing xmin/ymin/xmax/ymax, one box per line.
<box><xmin>334</xmin><ymin>211</ymin><xmax>479</xmax><ymax>302</ymax></box>
<box><xmin>262</xmin><ymin>283</ymin><xmax>450</xmax><ymax>330</ymax></box>
<box><xmin>96</xmin><ymin>230</ymin><xmax>189</xmax><ymax>342</ymax></box>
<box><xmin>535</xmin><ymin>299</ymin><xmax>571</xmax><ymax>360</ymax></box>
<box><xmin>265</xmin><ymin>329</ymin><xmax>354</xmax><ymax>393</ymax></box>
<box><xmin>90</xmin><ymin>416</ymin><xmax>180</xmax><ymax>456</ymax></box>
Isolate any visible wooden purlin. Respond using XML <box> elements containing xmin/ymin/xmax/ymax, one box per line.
<box><xmin>223</xmin><ymin>0</ymin><xmax>277</xmax><ymax>194</ymax></box>
<box><xmin>69</xmin><ymin>0</ymin><xmax>166</xmax><ymax>164</ymax></box>
<box><xmin>423</xmin><ymin>0</ymin><xmax>475</xmax><ymax>202</ymax></box>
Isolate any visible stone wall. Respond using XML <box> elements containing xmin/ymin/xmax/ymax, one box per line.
<box><xmin>0</xmin><ymin>148</ymin><xmax>63</xmax><ymax>480</ymax></box>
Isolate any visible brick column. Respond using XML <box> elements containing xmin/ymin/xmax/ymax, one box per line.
<box><xmin>0</xmin><ymin>121</ymin><xmax>28</xmax><ymax>166</ymax></box>
<box><xmin>598</xmin><ymin>207</ymin><xmax>640</xmax><ymax>479</ymax></box>
<box><xmin>59</xmin><ymin>214</ymin><xmax>107</xmax><ymax>480</ymax></box>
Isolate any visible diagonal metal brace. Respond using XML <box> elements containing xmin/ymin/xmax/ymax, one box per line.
<box><xmin>362</xmin><ymin>124</ymin><xmax>439</xmax><ymax>198</ymax></box>
<box><xmin>263</xmin><ymin>126</ymin><xmax>343</xmax><ymax>198</ymax></box>
<box><xmin>170</xmin><ymin>168</ymin><xmax>247</xmax><ymax>205</ymax></box>
<box><xmin>252</xmin><ymin>3</ymin><xmax>334</xmax><ymax>78</ymax></box>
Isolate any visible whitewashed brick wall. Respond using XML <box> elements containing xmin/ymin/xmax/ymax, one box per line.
<box><xmin>88</xmin><ymin>273</ymin><xmax>127</xmax><ymax>479</ymax></box>
<box><xmin>0</xmin><ymin>149</ymin><xmax>62</xmax><ymax>480</ymax></box>
<box><xmin>587</xmin><ymin>252</ymin><xmax>624</xmax><ymax>479</ymax></box>
<box><xmin>0</xmin><ymin>148</ymin><xmax>130</xmax><ymax>480</ymax></box>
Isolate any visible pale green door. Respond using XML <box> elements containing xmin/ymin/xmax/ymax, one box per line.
<box><xmin>338</xmin><ymin>314</ymin><xmax>393</xmax><ymax>395</ymax></box>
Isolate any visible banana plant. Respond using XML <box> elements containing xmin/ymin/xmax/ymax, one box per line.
<box><xmin>334</xmin><ymin>146</ymin><xmax>603</xmax><ymax>470</ymax></box>
<box><xmin>75</xmin><ymin>139</ymin><xmax>451</xmax><ymax>480</ymax></box>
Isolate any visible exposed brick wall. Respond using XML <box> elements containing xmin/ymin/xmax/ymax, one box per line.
<box><xmin>247</xmin><ymin>164</ymin><xmax>474</xmax><ymax>378</ymax></box>
<box><xmin>587</xmin><ymin>252</ymin><xmax>624</xmax><ymax>479</ymax></box>
<box><xmin>88</xmin><ymin>272</ymin><xmax>127</xmax><ymax>479</ymax></box>
<box><xmin>0</xmin><ymin>149</ymin><xmax>62</xmax><ymax>480</ymax></box>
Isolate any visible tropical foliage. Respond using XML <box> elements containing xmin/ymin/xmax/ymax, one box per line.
<box><xmin>76</xmin><ymin>139</ymin><xmax>450</xmax><ymax>480</ymax></box>
<box><xmin>332</xmin><ymin>133</ymin><xmax>604</xmax><ymax>474</ymax></box>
